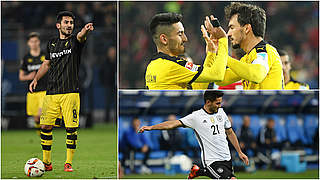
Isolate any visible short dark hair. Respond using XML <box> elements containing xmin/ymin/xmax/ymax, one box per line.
<box><xmin>278</xmin><ymin>49</ymin><xmax>288</xmax><ymax>57</ymax></box>
<box><xmin>204</xmin><ymin>90</ymin><xmax>224</xmax><ymax>103</ymax></box>
<box><xmin>149</xmin><ymin>12</ymin><xmax>182</xmax><ymax>40</ymax></box>
<box><xmin>56</xmin><ymin>11</ymin><xmax>75</xmax><ymax>23</ymax></box>
<box><xmin>225</xmin><ymin>2</ymin><xmax>266</xmax><ymax>38</ymax></box>
<box><xmin>27</xmin><ymin>32</ymin><xmax>40</xmax><ymax>41</ymax></box>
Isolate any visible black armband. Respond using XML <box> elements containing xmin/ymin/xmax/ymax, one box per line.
<box><xmin>212</xmin><ymin>19</ymin><xmax>220</xmax><ymax>27</ymax></box>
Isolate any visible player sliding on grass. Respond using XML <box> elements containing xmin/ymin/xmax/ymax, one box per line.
<box><xmin>29</xmin><ymin>11</ymin><xmax>94</xmax><ymax>172</ymax></box>
<box><xmin>215</xmin><ymin>2</ymin><xmax>284</xmax><ymax>90</ymax></box>
<box><xmin>145</xmin><ymin>12</ymin><xmax>228</xmax><ymax>90</ymax></box>
<box><xmin>139</xmin><ymin>90</ymin><xmax>249</xmax><ymax>179</ymax></box>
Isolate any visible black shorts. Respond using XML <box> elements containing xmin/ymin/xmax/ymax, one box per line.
<box><xmin>204</xmin><ymin>160</ymin><xmax>235</xmax><ymax>179</ymax></box>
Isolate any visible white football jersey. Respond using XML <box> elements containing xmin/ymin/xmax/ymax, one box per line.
<box><xmin>180</xmin><ymin>107</ymin><xmax>232</xmax><ymax>166</ymax></box>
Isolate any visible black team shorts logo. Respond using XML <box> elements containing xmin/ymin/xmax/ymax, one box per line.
<box><xmin>50</xmin><ymin>49</ymin><xmax>72</xmax><ymax>59</ymax></box>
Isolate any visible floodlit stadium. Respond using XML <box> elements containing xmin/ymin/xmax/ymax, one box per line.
<box><xmin>119</xmin><ymin>90</ymin><xmax>319</xmax><ymax>178</ymax></box>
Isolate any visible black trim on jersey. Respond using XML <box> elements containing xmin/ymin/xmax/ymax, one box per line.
<box><xmin>225</xmin><ymin>127</ymin><xmax>231</xmax><ymax>130</ymax></box>
<box><xmin>150</xmin><ymin>52</ymin><xmax>190</xmax><ymax>67</ymax></box>
<box><xmin>202</xmin><ymin>107</ymin><xmax>215</xmax><ymax>115</ymax></box>
<box><xmin>286</xmin><ymin>76</ymin><xmax>308</xmax><ymax>87</ymax></box>
<box><xmin>150</xmin><ymin>52</ymin><xmax>181</xmax><ymax>62</ymax></box>
<box><xmin>179</xmin><ymin>120</ymin><xmax>186</xmax><ymax>128</ymax></box>
<box><xmin>248</xmin><ymin>40</ymin><xmax>267</xmax><ymax>54</ymax></box>
<box><xmin>194</xmin><ymin>129</ymin><xmax>207</xmax><ymax>167</ymax></box>
<box><xmin>188</xmin><ymin>65</ymin><xmax>204</xmax><ymax>88</ymax></box>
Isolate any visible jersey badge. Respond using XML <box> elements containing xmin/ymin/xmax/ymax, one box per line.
<box><xmin>210</xmin><ymin>117</ymin><xmax>215</xmax><ymax>124</ymax></box>
<box><xmin>216</xmin><ymin>115</ymin><xmax>223</xmax><ymax>122</ymax></box>
<box><xmin>185</xmin><ymin>62</ymin><xmax>198</xmax><ymax>72</ymax></box>
<box><xmin>51</xmin><ymin>43</ymin><xmax>55</xmax><ymax>47</ymax></box>
<box><xmin>28</xmin><ymin>58</ymin><xmax>33</xmax><ymax>63</ymax></box>
<box><xmin>40</xmin><ymin>55</ymin><xmax>45</xmax><ymax>62</ymax></box>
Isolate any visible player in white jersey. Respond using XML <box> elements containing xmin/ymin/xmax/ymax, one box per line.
<box><xmin>139</xmin><ymin>91</ymin><xmax>249</xmax><ymax>179</ymax></box>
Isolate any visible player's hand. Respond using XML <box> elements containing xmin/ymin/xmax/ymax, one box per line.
<box><xmin>201</xmin><ymin>25</ymin><xmax>217</xmax><ymax>53</ymax></box>
<box><xmin>84</xmin><ymin>23</ymin><xmax>94</xmax><ymax>32</ymax></box>
<box><xmin>205</xmin><ymin>15</ymin><xmax>227</xmax><ymax>39</ymax></box>
<box><xmin>138</xmin><ymin>126</ymin><xmax>152</xmax><ymax>133</ymax></box>
<box><xmin>29</xmin><ymin>79</ymin><xmax>37</xmax><ymax>93</ymax></box>
<box><xmin>239</xmin><ymin>152</ymin><xmax>249</xmax><ymax>166</ymax></box>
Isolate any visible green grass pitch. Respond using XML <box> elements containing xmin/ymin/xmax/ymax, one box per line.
<box><xmin>123</xmin><ymin>169</ymin><xmax>319</xmax><ymax>179</ymax></box>
<box><xmin>1</xmin><ymin>123</ymin><xmax>117</xmax><ymax>179</ymax></box>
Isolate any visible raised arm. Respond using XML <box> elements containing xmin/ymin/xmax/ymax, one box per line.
<box><xmin>29</xmin><ymin>60</ymin><xmax>50</xmax><ymax>92</ymax></box>
<box><xmin>77</xmin><ymin>23</ymin><xmax>94</xmax><ymax>43</ymax></box>
<box><xmin>195</xmin><ymin>16</ymin><xmax>228</xmax><ymax>83</ymax></box>
<box><xmin>138</xmin><ymin>120</ymin><xmax>183</xmax><ymax>133</ymax></box>
<box><xmin>225</xmin><ymin>128</ymin><xmax>249</xmax><ymax>165</ymax></box>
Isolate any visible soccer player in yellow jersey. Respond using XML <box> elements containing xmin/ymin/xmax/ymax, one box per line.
<box><xmin>215</xmin><ymin>2</ymin><xmax>284</xmax><ymax>90</ymax></box>
<box><xmin>145</xmin><ymin>12</ymin><xmax>228</xmax><ymax>90</ymax></box>
<box><xmin>279</xmin><ymin>49</ymin><xmax>309</xmax><ymax>90</ymax></box>
<box><xmin>29</xmin><ymin>11</ymin><xmax>94</xmax><ymax>172</ymax></box>
<box><xmin>19</xmin><ymin>32</ymin><xmax>47</xmax><ymax>134</ymax></box>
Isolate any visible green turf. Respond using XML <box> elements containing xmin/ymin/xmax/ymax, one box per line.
<box><xmin>1</xmin><ymin>123</ymin><xmax>117</xmax><ymax>179</ymax></box>
<box><xmin>123</xmin><ymin>169</ymin><xmax>319</xmax><ymax>179</ymax></box>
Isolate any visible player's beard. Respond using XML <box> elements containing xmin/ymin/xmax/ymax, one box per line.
<box><xmin>61</xmin><ymin>28</ymin><xmax>73</xmax><ymax>37</ymax></box>
<box><xmin>232</xmin><ymin>43</ymin><xmax>241</xmax><ymax>49</ymax></box>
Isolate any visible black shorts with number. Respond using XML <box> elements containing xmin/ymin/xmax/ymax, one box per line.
<box><xmin>198</xmin><ymin>160</ymin><xmax>235</xmax><ymax>179</ymax></box>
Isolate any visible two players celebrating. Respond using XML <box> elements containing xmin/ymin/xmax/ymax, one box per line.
<box><xmin>145</xmin><ymin>2</ymin><xmax>284</xmax><ymax>90</ymax></box>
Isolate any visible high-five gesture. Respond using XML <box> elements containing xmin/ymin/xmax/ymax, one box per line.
<box><xmin>204</xmin><ymin>15</ymin><xmax>227</xmax><ymax>39</ymax></box>
<box><xmin>201</xmin><ymin>25</ymin><xmax>217</xmax><ymax>53</ymax></box>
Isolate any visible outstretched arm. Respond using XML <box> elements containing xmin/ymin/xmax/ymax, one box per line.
<box><xmin>29</xmin><ymin>60</ymin><xmax>50</xmax><ymax>92</ymax></box>
<box><xmin>226</xmin><ymin>128</ymin><xmax>249</xmax><ymax>165</ymax></box>
<box><xmin>77</xmin><ymin>23</ymin><xmax>94</xmax><ymax>43</ymax></box>
<box><xmin>138</xmin><ymin>120</ymin><xmax>183</xmax><ymax>133</ymax></box>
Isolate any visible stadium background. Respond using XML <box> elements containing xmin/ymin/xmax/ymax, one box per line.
<box><xmin>119</xmin><ymin>90</ymin><xmax>319</xmax><ymax>178</ymax></box>
<box><xmin>1</xmin><ymin>2</ymin><xmax>117</xmax><ymax>178</ymax></box>
<box><xmin>119</xmin><ymin>1</ymin><xmax>319</xmax><ymax>89</ymax></box>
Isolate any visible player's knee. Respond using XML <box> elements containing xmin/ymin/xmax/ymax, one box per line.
<box><xmin>66</xmin><ymin>128</ymin><xmax>77</xmax><ymax>134</ymax></box>
<box><xmin>41</xmin><ymin>125</ymin><xmax>53</xmax><ymax>131</ymax></box>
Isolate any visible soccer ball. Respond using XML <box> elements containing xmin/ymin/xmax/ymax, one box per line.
<box><xmin>24</xmin><ymin>158</ymin><xmax>45</xmax><ymax>177</ymax></box>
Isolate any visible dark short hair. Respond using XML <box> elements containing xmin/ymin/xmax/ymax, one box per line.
<box><xmin>278</xmin><ymin>49</ymin><xmax>288</xmax><ymax>57</ymax></box>
<box><xmin>225</xmin><ymin>2</ymin><xmax>266</xmax><ymax>38</ymax></box>
<box><xmin>149</xmin><ymin>12</ymin><xmax>182</xmax><ymax>38</ymax></box>
<box><xmin>56</xmin><ymin>11</ymin><xmax>75</xmax><ymax>23</ymax></box>
<box><xmin>203</xmin><ymin>90</ymin><xmax>224</xmax><ymax>103</ymax></box>
<box><xmin>27</xmin><ymin>32</ymin><xmax>40</xmax><ymax>41</ymax></box>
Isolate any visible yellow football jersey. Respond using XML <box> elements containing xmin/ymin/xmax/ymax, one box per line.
<box><xmin>285</xmin><ymin>79</ymin><xmax>310</xmax><ymax>90</ymax></box>
<box><xmin>145</xmin><ymin>38</ymin><xmax>228</xmax><ymax>90</ymax></box>
<box><xmin>217</xmin><ymin>40</ymin><xmax>284</xmax><ymax>90</ymax></box>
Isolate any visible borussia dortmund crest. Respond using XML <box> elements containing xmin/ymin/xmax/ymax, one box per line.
<box><xmin>28</xmin><ymin>58</ymin><xmax>33</xmax><ymax>63</ymax></box>
<box><xmin>210</xmin><ymin>117</ymin><xmax>215</xmax><ymax>124</ymax></box>
<box><xmin>40</xmin><ymin>55</ymin><xmax>45</xmax><ymax>61</ymax></box>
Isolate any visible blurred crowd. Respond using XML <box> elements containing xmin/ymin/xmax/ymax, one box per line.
<box><xmin>119</xmin><ymin>114</ymin><xmax>318</xmax><ymax>174</ymax></box>
<box><xmin>120</xmin><ymin>1</ymin><xmax>318</xmax><ymax>89</ymax></box>
<box><xmin>2</xmin><ymin>2</ymin><xmax>117</xmax><ymax>122</ymax></box>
